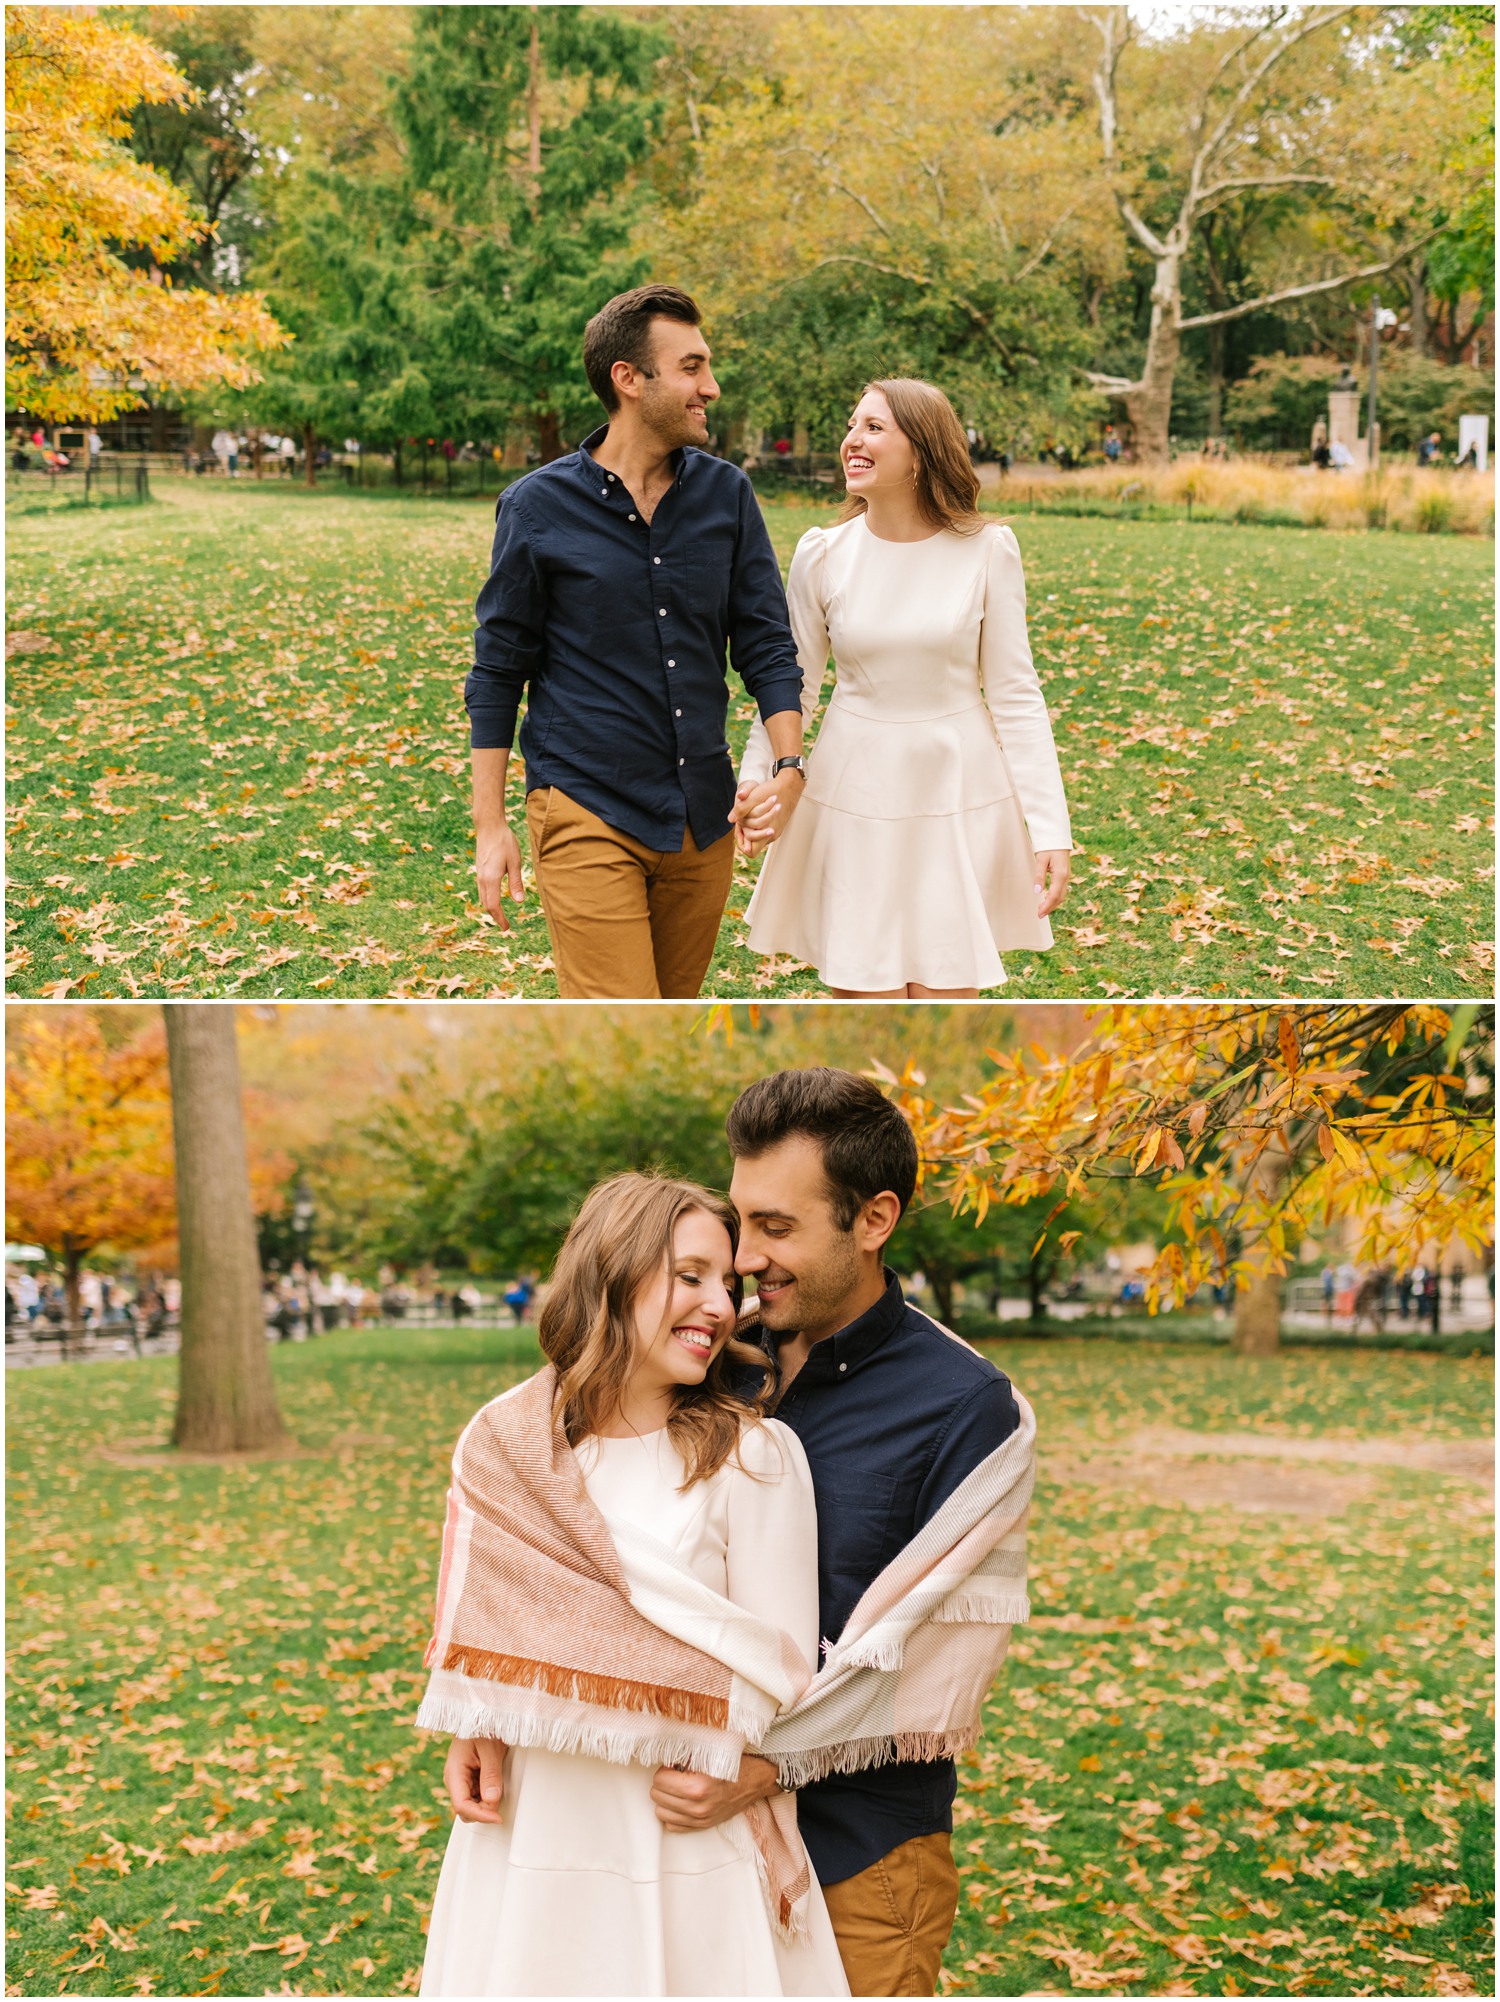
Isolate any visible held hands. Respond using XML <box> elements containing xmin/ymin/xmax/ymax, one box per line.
<box><xmin>444</xmin><ymin>1735</ymin><xmax>508</xmax><ymax>1824</ymax></box>
<box><xmin>475</xmin><ymin>826</ymin><xmax>525</xmax><ymax>930</ymax></box>
<box><xmin>649</xmin><ymin>1753</ymin><xmax>780</xmax><ymax>1832</ymax></box>
<box><xmin>730</xmin><ymin>769</ymin><xmax>804</xmax><ymax>857</ymax></box>
<box><xmin>1034</xmin><ymin>849</ymin><xmax>1071</xmax><ymax>919</ymax></box>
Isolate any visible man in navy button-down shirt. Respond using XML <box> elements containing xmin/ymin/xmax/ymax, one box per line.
<box><xmin>467</xmin><ymin>284</ymin><xmax>808</xmax><ymax>998</ymax></box>
<box><xmin>648</xmin><ymin>1068</ymin><xmax>1022</xmax><ymax>1997</ymax></box>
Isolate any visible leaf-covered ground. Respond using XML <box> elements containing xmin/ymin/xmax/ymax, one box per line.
<box><xmin>5</xmin><ymin>481</ymin><xmax>1493</xmax><ymax>999</ymax></box>
<box><xmin>6</xmin><ymin>1329</ymin><xmax>1492</xmax><ymax>1997</ymax></box>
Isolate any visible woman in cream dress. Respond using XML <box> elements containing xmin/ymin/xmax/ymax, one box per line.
<box><xmin>422</xmin><ymin>1176</ymin><xmax>848</xmax><ymax>1999</ymax></box>
<box><xmin>737</xmin><ymin>379</ymin><xmax>1072</xmax><ymax>998</ymax></box>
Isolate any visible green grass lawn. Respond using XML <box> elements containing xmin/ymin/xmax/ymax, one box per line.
<box><xmin>5</xmin><ymin>479</ymin><xmax>1493</xmax><ymax>999</ymax></box>
<box><xmin>7</xmin><ymin>1328</ymin><xmax>1491</xmax><ymax>1997</ymax></box>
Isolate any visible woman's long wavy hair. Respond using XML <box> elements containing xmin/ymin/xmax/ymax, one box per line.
<box><xmin>537</xmin><ymin>1172</ymin><xmax>773</xmax><ymax>1488</ymax></box>
<box><xmin>836</xmin><ymin>377</ymin><xmax>984</xmax><ymax>535</ymax></box>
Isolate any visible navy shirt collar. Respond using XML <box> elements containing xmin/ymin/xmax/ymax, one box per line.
<box><xmin>773</xmin><ymin>1270</ymin><xmax>907</xmax><ymax>1387</ymax></box>
<box><xmin>579</xmin><ymin>422</ymin><xmax>690</xmax><ymax>490</ymax></box>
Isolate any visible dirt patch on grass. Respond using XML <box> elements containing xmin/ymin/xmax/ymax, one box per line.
<box><xmin>1133</xmin><ymin>1428</ymin><xmax>1493</xmax><ymax>1484</ymax></box>
<box><xmin>97</xmin><ymin>1430</ymin><xmax>398</xmax><ymax>1468</ymax></box>
<box><xmin>1047</xmin><ymin>1426</ymin><xmax>1493</xmax><ymax>1517</ymax></box>
<box><xmin>1054</xmin><ymin>1453</ymin><xmax>1377</xmax><ymax>1516</ymax></box>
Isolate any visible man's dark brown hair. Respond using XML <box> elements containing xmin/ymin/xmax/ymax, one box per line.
<box><xmin>583</xmin><ymin>284</ymin><xmax>703</xmax><ymax>414</ymax></box>
<box><xmin>725</xmin><ymin>1068</ymin><xmax>919</xmax><ymax>1230</ymax></box>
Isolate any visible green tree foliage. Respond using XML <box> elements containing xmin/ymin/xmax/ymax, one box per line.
<box><xmin>232</xmin><ymin>6</ymin><xmax>665</xmax><ymax>462</ymax></box>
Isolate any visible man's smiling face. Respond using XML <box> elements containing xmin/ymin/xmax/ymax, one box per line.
<box><xmin>728</xmin><ymin>1134</ymin><xmax>864</xmax><ymax>1343</ymax></box>
<box><xmin>634</xmin><ymin>315</ymin><xmax>719</xmax><ymax>449</ymax></box>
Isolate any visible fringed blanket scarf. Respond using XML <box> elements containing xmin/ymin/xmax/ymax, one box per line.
<box><xmin>417</xmin><ymin>1365</ymin><xmax>1035</xmax><ymax>1937</ymax></box>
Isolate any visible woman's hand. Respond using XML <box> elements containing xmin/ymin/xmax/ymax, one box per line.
<box><xmin>445</xmin><ymin>1735</ymin><xmax>508</xmax><ymax>1823</ymax></box>
<box><xmin>1034</xmin><ymin>849</ymin><xmax>1071</xmax><ymax>918</ymax></box>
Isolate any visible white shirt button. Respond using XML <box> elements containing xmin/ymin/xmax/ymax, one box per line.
<box><xmin>628</xmin><ymin>513</ymin><xmax>636</xmax><ymax>521</ymax></box>
<box><xmin>600</xmin><ymin>487</ymin><xmax>607</xmax><ymax>495</ymax></box>
<box><xmin>675</xmin><ymin>708</ymin><xmax>682</xmax><ymax>717</ymax></box>
<box><xmin>838</xmin><ymin>1362</ymin><xmax>847</xmax><ymax>1373</ymax></box>
<box><xmin>658</xmin><ymin>608</ymin><xmax>666</xmax><ymax>616</ymax></box>
<box><xmin>667</xmin><ymin>658</ymin><xmax>676</xmax><ymax>667</ymax></box>
<box><xmin>653</xmin><ymin>556</ymin><xmax>661</xmax><ymax>565</ymax></box>
<box><xmin>679</xmin><ymin>757</ymin><xmax>685</xmax><ymax>766</ymax></box>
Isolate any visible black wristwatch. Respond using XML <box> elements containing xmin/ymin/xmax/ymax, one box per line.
<box><xmin>771</xmin><ymin>756</ymin><xmax>806</xmax><ymax>780</ymax></box>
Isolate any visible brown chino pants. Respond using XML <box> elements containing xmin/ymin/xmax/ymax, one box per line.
<box><xmin>820</xmin><ymin>1832</ymin><xmax>961</xmax><ymax>1997</ymax></box>
<box><xmin>525</xmin><ymin>786</ymin><xmax>735</xmax><ymax>999</ymax></box>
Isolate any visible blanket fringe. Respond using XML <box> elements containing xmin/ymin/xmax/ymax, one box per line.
<box><xmin>414</xmin><ymin>1694</ymin><xmax>746</xmax><ymax>1781</ymax></box>
<box><xmin>439</xmin><ymin>1643</ymin><xmax>731</xmax><ymax>1729</ymax></box>
<box><xmin>932</xmin><ymin>1591</ymin><xmax>1031</xmax><ymax>1627</ymax></box>
<box><xmin>770</xmin><ymin>1729</ymin><xmax>981</xmax><ymax>1790</ymax></box>
<box><xmin>722</xmin><ymin>1812</ymin><xmax>811</xmax><ymax>1947</ymax></box>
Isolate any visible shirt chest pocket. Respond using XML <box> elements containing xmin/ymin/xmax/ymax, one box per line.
<box><xmin>816</xmin><ymin>1471</ymin><xmax>899</xmax><ymax>1594</ymax></box>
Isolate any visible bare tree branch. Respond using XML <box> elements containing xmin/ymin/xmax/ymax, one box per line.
<box><xmin>1196</xmin><ymin>171</ymin><xmax>1336</xmax><ymax>204</ymax></box>
<box><xmin>1194</xmin><ymin>5</ymin><xmax>1356</xmax><ymax>195</ymax></box>
<box><xmin>1178</xmin><ymin>225</ymin><xmax>1450</xmax><ymax>329</ymax></box>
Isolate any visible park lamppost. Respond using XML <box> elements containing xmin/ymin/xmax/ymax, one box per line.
<box><xmin>1366</xmin><ymin>296</ymin><xmax>1400</xmax><ymax>468</ymax></box>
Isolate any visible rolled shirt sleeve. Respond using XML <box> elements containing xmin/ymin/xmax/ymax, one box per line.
<box><xmin>466</xmin><ymin>487</ymin><xmax>547</xmax><ymax>751</ymax></box>
<box><xmin>978</xmin><ymin>524</ymin><xmax>1073</xmax><ymax>853</ymax></box>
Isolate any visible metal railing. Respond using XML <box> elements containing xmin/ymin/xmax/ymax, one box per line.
<box><xmin>7</xmin><ymin>457</ymin><xmax>151</xmax><ymax>506</ymax></box>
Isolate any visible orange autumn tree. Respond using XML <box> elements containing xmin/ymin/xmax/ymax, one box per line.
<box><xmin>5</xmin><ymin>1010</ymin><xmax>176</xmax><ymax>1325</ymax></box>
<box><xmin>5</xmin><ymin>6</ymin><xmax>286</xmax><ymax>423</ymax></box>
<box><xmin>874</xmin><ymin>1004</ymin><xmax>1493</xmax><ymax>1355</ymax></box>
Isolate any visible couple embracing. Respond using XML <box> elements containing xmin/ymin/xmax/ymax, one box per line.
<box><xmin>418</xmin><ymin>1067</ymin><xmax>1036</xmax><ymax>1997</ymax></box>
<box><xmin>468</xmin><ymin>284</ymin><xmax>1073</xmax><ymax>999</ymax></box>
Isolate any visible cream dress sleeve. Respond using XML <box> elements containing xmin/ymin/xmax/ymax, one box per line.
<box><xmin>978</xmin><ymin>524</ymin><xmax>1073</xmax><ymax>853</ymax></box>
<box><xmin>724</xmin><ymin>1418</ymin><xmax>821</xmax><ymax>1680</ymax></box>
<box><xmin>738</xmin><ymin>528</ymin><xmax>831</xmax><ymax>789</ymax></box>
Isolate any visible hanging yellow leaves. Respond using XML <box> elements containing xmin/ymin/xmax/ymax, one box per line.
<box><xmin>5</xmin><ymin>6</ymin><xmax>287</xmax><ymax>422</ymax></box>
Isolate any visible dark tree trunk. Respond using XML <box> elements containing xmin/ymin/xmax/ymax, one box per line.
<box><xmin>164</xmin><ymin>1006</ymin><xmax>289</xmax><ymax>1453</ymax></box>
<box><xmin>303</xmin><ymin>423</ymin><xmax>317</xmax><ymax>489</ymax></box>
<box><xmin>536</xmin><ymin>411</ymin><xmax>565</xmax><ymax>463</ymax></box>
<box><xmin>1406</xmin><ymin>257</ymin><xmax>1429</xmax><ymax>358</ymax></box>
<box><xmin>63</xmin><ymin>1240</ymin><xmax>83</xmax><ymax>1333</ymax></box>
<box><xmin>928</xmin><ymin>1266</ymin><xmax>956</xmax><ymax>1326</ymax></box>
<box><xmin>1207</xmin><ymin>319</ymin><xmax>1226</xmax><ymax>438</ymax></box>
<box><xmin>1028</xmin><ymin>1255</ymin><xmax>1049</xmax><ymax>1325</ymax></box>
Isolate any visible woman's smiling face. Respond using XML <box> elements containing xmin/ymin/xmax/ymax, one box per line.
<box><xmin>629</xmin><ymin>1208</ymin><xmax>739</xmax><ymax>1399</ymax></box>
<box><xmin>842</xmin><ymin>388</ymin><xmax>917</xmax><ymax>500</ymax></box>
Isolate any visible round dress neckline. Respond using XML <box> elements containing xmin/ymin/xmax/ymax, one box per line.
<box><xmin>856</xmin><ymin>514</ymin><xmax>947</xmax><ymax>547</ymax></box>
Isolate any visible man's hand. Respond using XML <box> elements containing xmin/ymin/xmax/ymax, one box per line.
<box><xmin>730</xmin><ymin>770</ymin><xmax>803</xmax><ymax>857</ymax></box>
<box><xmin>444</xmin><ymin>1735</ymin><xmax>508</xmax><ymax>1825</ymax></box>
<box><xmin>1034</xmin><ymin>848</ymin><xmax>1071</xmax><ymax>919</ymax></box>
<box><xmin>475</xmin><ymin>826</ymin><xmax>525</xmax><ymax>930</ymax></box>
<box><xmin>649</xmin><ymin>1752</ymin><xmax>780</xmax><ymax>1832</ymax></box>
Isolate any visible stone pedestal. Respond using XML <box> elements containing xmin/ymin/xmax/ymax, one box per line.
<box><xmin>1328</xmin><ymin>388</ymin><xmax>1369</xmax><ymax>471</ymax></box>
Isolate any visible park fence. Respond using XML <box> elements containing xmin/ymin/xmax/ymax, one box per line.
<box><xmin>5</xmin><ymin>1292</ymin><xmax>526</xmax><ymax>1366</ymax></box>
<box><xmin>7</xmin><ymin>456</ymin><xmax>151</xmax><ymax>510</ymax></box>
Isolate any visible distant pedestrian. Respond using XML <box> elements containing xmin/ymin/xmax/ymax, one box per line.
<box><xmin>1103</xmin><ymin>424</ymin><xmax>1122</xmax><ymax>463</ymax></box>
<box><xmin>1321</xmin><ymin>1264</ymin><xmax>1335</xmax><ymax>1325</ymax></box>
<box><xmin>1396</xmin><ymin>1268</ymin><xmax>1413</xmax><ymax>1320</ymax></box>
<box><xmin>279</xmin><ymin>434</ymin><xmax>297</xmax><ymax>476</ymax></box>
<box><xmin>1417</xmin><ymin>431</ymin><xmax>1441</xmax><ymax>467</ymax></box>
<box><xmin>1449</xmin><ymin>1268</ymin><xmax>1465</xmax><ymax>1313</ymax></box>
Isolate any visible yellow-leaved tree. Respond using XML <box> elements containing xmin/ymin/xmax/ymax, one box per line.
<box><xmin>875</xmin><ymin>1003</ymin><xmax>1493</xmax><ymax>1354</ymax></box>
<box><xmin>4</xmin><ymin>1010</ymin><xmax>177</xmax><ymax>1327</ymax></box>
<box><xmin>5</xmin><ymin>5</ymin><xmax>287</xmax><ymax>423</ymax></box>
